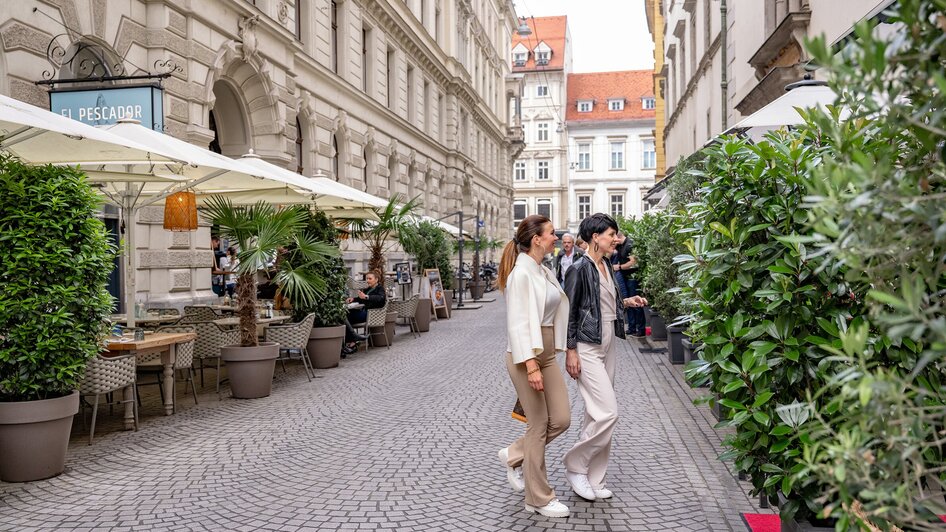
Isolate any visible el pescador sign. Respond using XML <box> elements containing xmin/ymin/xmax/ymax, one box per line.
<box><xmin>50</xmin><ymin>85</ymin><xmax>164</xmax><ymax>131</ymax></box>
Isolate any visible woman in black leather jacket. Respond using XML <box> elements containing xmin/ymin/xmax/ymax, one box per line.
<box><xmin>561</xmin><ymin>213</ymin><xmax>646</xmax><ymax>502</ymax></box>
<box><xmin>343</xmin><ymin>270</ymin><xmax>386</xmax><ymax>353</ymax></box>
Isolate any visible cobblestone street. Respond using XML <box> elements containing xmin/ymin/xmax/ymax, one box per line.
<box><xmin>0</xmin><ymin>297</ymin><xmax>768</xmax><ymax>531</ymax></box>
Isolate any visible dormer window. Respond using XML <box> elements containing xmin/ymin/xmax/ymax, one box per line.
<box><xmin>577</xmin><ymin>100</ymin><xmax>593</xmax><ymax>113</ymax></box>
<box><xmin>513</xmin><ymin>52</ymin><xmax>527</xmax><ymax>67</ymax></box>
<box><xmin>642</xmin><ymin>97</ymin><xmax>656</xmax><ymax>110</ymax></box>
<box><xmin>608</xmin><ymin>99</ymin><xmax>625</xmax><ymax>111</ymax></box>
<box><xmin>536</xmin><ymin>51</ymin><xmax>550</xmax><ymax>65</ymax></box>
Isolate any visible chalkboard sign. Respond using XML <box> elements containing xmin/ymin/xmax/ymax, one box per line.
<box><xmin>424</xmin><ymin>268</ymin><xmax>448</xmax><ymax>317</ymax></box>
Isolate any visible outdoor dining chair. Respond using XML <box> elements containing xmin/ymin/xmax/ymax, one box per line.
<box><xmin>180</xmin><ymin>306</ymin><xmax>219</xmax><ymax>323</ymax></box>
<box><xmin>389</xmin><ymin>295</ymin><xmax>420</xmax><ymax>339</ymax></box>
<box><xmin>78</xmin><ymin>353</ymin><xmax>138</xmax><ymax>445</ymax></box>
<box><xmin>136</xmin><ymin>325</ymin><xmax>198</xmax><ymax>412</ymax></box>
<box><xmin>264</xmin><ymin>313</ymin><xmax>316</xmax><ymax>382</ymax></box>
<box><xmin>353</xmin><ymin>303</ymin><xmax>391</xmax><ymax>352</ymax></box>
<box><xmin>191</xmin><ymin>321</ymin><xmax>240</xmax><ymax>398</ymax></box>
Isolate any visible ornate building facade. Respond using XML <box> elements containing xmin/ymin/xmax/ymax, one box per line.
<box><xmin>0</xmin><ymin>0</ymin><xmax>521</xmax><ymax>304</ymax></box>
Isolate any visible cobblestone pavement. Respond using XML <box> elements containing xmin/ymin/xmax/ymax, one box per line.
<box><xmin>0</xmin><ymin>296</ymin><xmax>769</xmax><ymax>531</ymax></box>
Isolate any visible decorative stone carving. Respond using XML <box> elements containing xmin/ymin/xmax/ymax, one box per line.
<box><xmin>170</xmin><ymin>232</ymin><xmax>191</xmax><ymax>249</ymax></box>
<box><xmin>278</xmin><ymin>2</ymin><xmax>290</xmax><ymax>24</ymax></box>
<box><xmin>238</xmin><ymin>15</ymin><xmax>261</xmax><ymax>63</ymax></box>
<box><xmin>138</xmin><ymin>251</ymin><xmax>210</xmax><ymax>269</ymax></box>
<box><xmin>169</xmin><ymin>269</ymin><xmax>192</xmax><ymax>291</ymax></box>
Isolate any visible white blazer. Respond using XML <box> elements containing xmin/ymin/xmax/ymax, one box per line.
<box><xmin>505</xmin><ymin>252</ymin><xmax>569</xmax><ymax>364</ymax></box>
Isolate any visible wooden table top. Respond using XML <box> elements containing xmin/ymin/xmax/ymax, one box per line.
<box><xmin>105</xmin><ymin>332</ymin><xmax>197</xmax><ymax>352</ymax></box>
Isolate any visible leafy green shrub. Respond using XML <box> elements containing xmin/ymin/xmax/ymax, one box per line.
<box><xmin>0</xmin><ymin>157</ymin><xmax>115</xmax><ymax>401</ymax></box>
<box><xmin>400</xmin><ymin>220</ymin><xmax>454</xmax><ymax>290</ymax></box>
<box><xmin>286</xmin><ymin>209</ymin><xmax>347</xmax><ymax>327</ymax></box>
<box><xmin>677</xmin><ymin>132</ymin><xmax>865</xmax><ymax>522</ymax></box>
<box><xmin>642</xmin><ymin>211</ymin><xmax>687</xmax><ymax>321</ymax></box>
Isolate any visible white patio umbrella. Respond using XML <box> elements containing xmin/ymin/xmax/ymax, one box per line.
<box><xmin>726</xmin><ymin>82</ymin><xmax>841</xmax><ymax>142</ymax></box>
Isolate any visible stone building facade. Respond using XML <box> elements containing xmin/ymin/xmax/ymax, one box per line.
<box><xmin>0</xmin><ymin>0</ymin><xmax>521</xmax><ymax>306</ymax></box>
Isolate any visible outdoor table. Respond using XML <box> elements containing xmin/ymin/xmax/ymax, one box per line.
<box><xmin>212</xmin><ymin>315</ymin><xmax>291</xmax><ymax>337</ymax></box>
<box><xmin>346</xmin><ymin>302</ymin><xmax>365</xmax><ymax>310</ymax></box>
<box><xmin>110</xmin><ymin>314</ymin><xmax>181</xmax><ymax>326</ymax></box>
<box><xmin>103</xmin><ymin>332</ymin><xmax>197</xmax><ymax>428</ymax></box>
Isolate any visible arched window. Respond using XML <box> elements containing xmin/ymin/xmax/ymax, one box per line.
<box><xmin>387</xmin><ymin>154</ymin><xmax>398</xmax><ymax>194</ymax></box>
<box><xmin>295</xmin><ymin>118</ymin><xmax>304</xmax><ymax>174</ymax></box>
<box><xmin>332</xmin><ymin>134</ymin><xmax>339</xmax><ymax>181</ymax></box>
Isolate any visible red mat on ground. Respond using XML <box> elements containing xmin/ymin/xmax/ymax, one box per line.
<box><xmin>742</xmin><ymin>513</ymin><xmax>946</xmax><ymax>531</ymax></box>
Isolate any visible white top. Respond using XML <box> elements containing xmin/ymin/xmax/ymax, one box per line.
<box><xmin>542</xmin><ymin>278</ymin><xmax>563</xmax><ymax>326</ymax></box>
<box><xmin>219</xmin><ymin>255</ymin><xmax>239</xmax><ymax>284</ymax></box>
<box><xmin>560</xmin><ymin>250</ymin><xmax>576</xmax><ymax>277</ymax></box>
<box><xmin>505</xmin><ymin>253</ymin><xmax>569</xmax><ymax>364</ymax></box>
<box><xmin>598</xmin><ymin>261</ymin><xmax>617</xmax><ymax>323</ymax></box>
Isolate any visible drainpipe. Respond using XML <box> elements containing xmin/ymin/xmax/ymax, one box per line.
<box><xmin>720</xmin><ymin>0</ymin><xmax>728</xmax><ymax>130</ymax></box>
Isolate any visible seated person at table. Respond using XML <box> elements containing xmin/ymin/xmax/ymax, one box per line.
<box><xmin>343</xmin><ymin>270</ymin><xmax>386</xmax><ymax>354</ymax></box>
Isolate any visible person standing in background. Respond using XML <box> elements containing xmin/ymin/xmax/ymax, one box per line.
<box><xmin>211</xmin><ymin>235</ymin><xmax>225</xmax><ymax>297</ymax></box>
<box><xmin>610</xmin><ymin>232</ymin><xmax>644</xmax><ymax>338</ymax></box>
<box><xmin>554</xmin><ymin>233</ymin><xmax>583</xmax><ymax>286</ymax></box>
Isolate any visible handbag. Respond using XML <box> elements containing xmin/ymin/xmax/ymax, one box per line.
<box><xmin>511</xmin><ymin>399</ymin><xmax>527</xmax><ymax>423</ymax></box>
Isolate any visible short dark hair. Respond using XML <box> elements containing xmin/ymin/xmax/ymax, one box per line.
<box><xmin>578</xmin><ymin>213</ymin><xmax>619</xmax><ymax>243</ymax></box>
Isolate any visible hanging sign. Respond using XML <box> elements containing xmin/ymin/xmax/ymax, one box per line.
<box><xmin>50</xmin><ymin>85</ymin><xmax>164</xmax><ymax>131</ymax></box>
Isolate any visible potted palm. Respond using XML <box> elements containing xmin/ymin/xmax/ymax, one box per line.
<box><xmin>399</xmin><ymin>220</ymin><xmax>455</xmax><ymax>331</ymax></box>
<box><xmin>285</xmin><ymin>209</ymin><xmax>347</xmax><ymax>368</ymax></box>
<box><xmin>340</xmin><ymin>193</ymin><xmax>420</xmax><ymax>274</ymax></box>
<box><xmin>0</xmin><ymin>158</ymin><xmax>115</xmax><ymax>482</ymax></box>
<box><xmin>202</xmin><ymin>198</ymin><xmax>336</xmax><ymax>398</ymax></box>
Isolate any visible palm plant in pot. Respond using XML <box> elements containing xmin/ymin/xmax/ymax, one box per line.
<box><xmin>202</xmin><ymin>198</ymin><xmax>337</xmax><ymax>398</ymax></box>
<box><xmin>284</xmin><ymin>208</ymin><xmax>348</xmax><ymax>369</ymax></box>
<box><xmin>0</xmin><ymin>157</ymin><xmax>115</xmax><ymax>482</ymax></box>
<box><xmin>399</xmin><ymin>219</ymin><xmax>455</xmax><ymax>330</ymax></box>
<box><xmin>340</xmin><ymin>193</ymin><xmax>420</xmax><ymax>274</ymax></box>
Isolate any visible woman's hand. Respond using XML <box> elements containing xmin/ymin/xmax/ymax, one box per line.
<box><xmin>346</xmin><ymin>297</ymin><xmax>354</xmax><ymax>304</ymax></box>
<box><xmin>565</xmin><ymin>348</ymin><xmax>580</xmax><ymax>379</ymax></box>
<box><xmin>357</xmin><ymin>290</ymin><xmax>367</xmax><ymax>298</ymax></box>
<box><xmin>525</xmin><ymin>360</ymin><xmax>544</xmax><ymax>392</ymax></box>
<box><xmin>623</xmin><ymin>295</ymin><xmax>648</xmax><ymax>307</ymax></box>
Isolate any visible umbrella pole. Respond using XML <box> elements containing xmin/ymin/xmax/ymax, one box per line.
<box><xmin>122</xmin><ymin>187</ymin><xmax>137</xmax><ymax>328</ymax></box>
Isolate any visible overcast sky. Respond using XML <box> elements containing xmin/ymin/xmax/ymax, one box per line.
<box><xmin>513</xmin><ymin>0</ymin><xmax>655</xmax><ymax>73</ymax></box>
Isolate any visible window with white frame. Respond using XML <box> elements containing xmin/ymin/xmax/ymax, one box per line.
<box><xmin>642</xmin><ymin>97</ymin><xmax>656</xmax><ymax>110</ymax></box>
<box><xmin>513</xmin><ymin>201</ymin><xmax>527</xmax><ymax>225</ymax></box>
<box><xmin>608</xmin><ymin>99</ymin><xmax>624</xmax><ymax>111</ymax></box>
<box><xmin>513</xmin><ymin>52</ymin><xmax>526</xmax><ymax>66</ymax></box>
<box><xmin>609</xmin><ymin>140</ymin><xmax>625</xmax><ymax>170</ymax></box>
<box><xmin>514</xmin><ymin>161</ymin><xmax>526</xmax><ymax>181</ymax></box>
<box><xmin>577</xmin><ymin>194</ymin><xmax>591</xmax><ymax>221</ymax></box>
<box><xmin>577</xmin><ymin>100</ymin><xmax>592</xmax><ymax>113</ymax></box>
<box><xmin>537</xmin><ymin>199</ymin><xmax>551</xmax><ymax>219</ymax></box>
<box><xmin>642</xmin><ymin>139</ymin><xmax>656</xmax><ymax>169</ymax></box>
<box><xmin>610</xmin><ymin>193</ymin><xmax>624</xmax><ymax>218</ymax></box>
<box><xmin>535</xmin><ymin>51</ymin><xmax>549</xmax><ymax>65</ymax></box>
<box><xmin>537</xmin><ymin>85</ymin><xmax>549</xmax><ymax>97</ymax></box>
<box><xmin>577</xmin><ymin>142</ymin><xmax>592</xmax><ymax>170</ymax></box>
<box><xmin>537</xmin><ymin>160</ymin><xmax>550</xmax><ymax>180</ymax></box>
<box><xmin>536</xmin><ymin>122</ymin><xmax>549</xmax><ymax>142</ymax></box>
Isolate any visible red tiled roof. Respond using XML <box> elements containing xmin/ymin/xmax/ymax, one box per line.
<box><xmin>511</xmin><ymin>16</ymin><xmax>568</xmax><ymax>72</ymax></box>
<box><xmin>566</xmin><ymin>70</ymin><xmax>656</xmax><ymax>122</ymax></box>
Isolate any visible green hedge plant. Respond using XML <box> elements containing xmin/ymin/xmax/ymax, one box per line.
<box><xmin>0</xmin><ymin>157</ymin><xmax>115</xmax><ymax>402</ymax></box>
<box><xmin>400</xmin><ymin>220</ymin><xmax>454</xmax><ymax>290</ymax></box>
<box><xmin>285</xmin><ymin>209</ymin><xmax>348</xmax><ymax>328</ymax></box>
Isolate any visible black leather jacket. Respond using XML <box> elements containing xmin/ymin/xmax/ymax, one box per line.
<box><xmin>355</xmin><ymin>284</ymin><xmax>386</xmax><ymax>309</ymax></box>
<box><xmin>563</xmin><ymin>255</ymin><xmax>626</xmax><ymax>349</ymax></box>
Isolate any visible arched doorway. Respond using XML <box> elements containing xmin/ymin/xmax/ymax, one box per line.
<box><xmin>209</xmin><ymin>80</ymin><xmax>250</xmax><ymax>157</ymax></box>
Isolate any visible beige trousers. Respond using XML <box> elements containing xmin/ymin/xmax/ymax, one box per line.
<box><xmin>505</xmin><ymin>327</ymin><xmax>571</xmax><ymax>507</ymax></box>
<box><xmin>562</xmin><ymin>320</ymin><xmax>618</xmax><ymax>489</ymax></box>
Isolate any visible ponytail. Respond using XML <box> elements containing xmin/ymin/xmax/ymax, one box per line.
<box><xmin>496</xmin><ymin>239</ymin><xmax>519</xmax><ymax>293</ymax></box>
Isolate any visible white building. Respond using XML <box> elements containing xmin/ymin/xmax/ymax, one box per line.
<box><xmin>509</xmin><ymin>15</ymin><xmax>571</xmax><ymax>231</ymax></box>
<box><xmin>0</xmin><ymin>0</ymin><xmax>521</xmax><ymax>307</ymax></box>
<box><xmin>565</xmin><ymin>71</ymin><xmax>656</xmax><ymax>229</ymax></box>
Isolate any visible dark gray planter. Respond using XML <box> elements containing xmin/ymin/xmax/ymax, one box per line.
<box><xmin>415</xmin><ymin>298</ymin><xmax>432</xmax><ymax>332</ymax></box>
<box><xmin>469</xmin><ymin>281</ymin><xmax>486</xmax><ymax>300</ymax></box>
<box><xmin>0</xmin><ymin>391</ymin><xmax>79</xmax><ymax>482</ymax></box>
<box><xmin>307</xmin><ymin>325</ymin><xmax>345</xmax><ymax>369</ymax></box>
<box><xmin>650</xmin><ymin>312</ymin><xmax>667</xmax><ymax>340</ymax></box>
<box><xmin>668</xmin><ymin>326</ymin><xmax>685</xmax><ymax>364</ymax></box>
<box><xmin>221</xmin><ymin>342</ymin><xmax>279</xmax><ymax>399</ymax></box>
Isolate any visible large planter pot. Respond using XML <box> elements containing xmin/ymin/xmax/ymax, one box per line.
<box><xmin>650</xmin><ymin>312</ymin><xmax>668</xmax><ymax>340</ymax></box>
<box><xmin>682</xmin><ymin>336</ymin><xmax>695</xmax><ymax>365</ymax></box>
<box><xmin>469</xmin><ymin>281</ymin><xmax>486</xmax><ymax>300</ymax></box>
<box><xmin>415</xmin><ymin>298</ymin><xmax>432</xmax><ymax>332</ymax></box>
<box><xmin>307</xmin><ymin>325</ymin><xmax>345</xmax><ymax>369</ymax></box>
<box><xmin>437</xmin><ymin>290</ymin><xmax>453</xmax><ymax>319</ymax></box>
<box><xmin>221</xmin><ymin>342</ymin><xmax>279</xmax><ymax>399</ymax></box>
<box><xmin>668</xmin><ymin>326</ymin><xmax>686</xmax><ymax>364</ymax></box>
<box><xmin>0</xmin><ymin>390</ymin><xmax>79</xmax><ymax>482</ymax></box>
<box><xmin>369</xmin><ymin>311</ymin><xmax>398</xmax><ymax>347</ymax></box>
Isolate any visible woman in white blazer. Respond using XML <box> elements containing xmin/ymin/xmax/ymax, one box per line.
<box><xmin>495</xmin><ymin>214</ymin><xmax>572</xmax><ymax>518</ymax></box>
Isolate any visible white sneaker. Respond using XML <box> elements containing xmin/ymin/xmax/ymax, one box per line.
<box><xmin>525</xmin><ymin>499</ymin><xmax>570</xmax><ymax>518</ymax></box>
<box><xmin>497</xmin><ymin>447</ymin><xmax>525</xmax><ymax>493</ymax></box>
<box><xmin>565</xmin><ymin>471</ymin><xmax>596</xmax><ymax>501</ymax></box>
<box><xmin>594</xmin><ymin>487</ymin><xmax>613</xmax><ymax>499</ymax></box>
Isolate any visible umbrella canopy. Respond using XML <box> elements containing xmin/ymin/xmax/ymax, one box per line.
<box><xmin>727</xmin><ymin>83</ymin><xmax>841</xmax><ymax>141</ymax></box>
<box><xmin>0</xmin><ymin>93</ymin><xmax>181</xmax><ymax>166</ymax></box>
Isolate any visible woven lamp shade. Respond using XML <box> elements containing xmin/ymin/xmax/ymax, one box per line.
<box><xmin>163</xmin><ymin>190</ymin><xmax>198</xmax><ymax>231</ymax></box>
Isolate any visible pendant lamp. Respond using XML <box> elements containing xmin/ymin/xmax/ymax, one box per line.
<box><xmin>163</xmin><ymin>190</ymin><xmax>198</xmax><ymax>231</ymax></box>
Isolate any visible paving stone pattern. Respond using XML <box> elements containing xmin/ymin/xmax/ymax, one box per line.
<box><xmin>0</xmin><ymin>297</ymin><xmax>769</xmax><ymax>531</ymax></box>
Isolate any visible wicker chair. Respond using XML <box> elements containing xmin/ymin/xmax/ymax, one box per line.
<box><xmin>180</xmin><ymin>306</ymin><xmax>219</xmax><ymax>323</ymax></box>
<box><xmin>347</xmin><ymin>277</ymin><xmax>369</xmax><ymax>291</ymax></box>
<box><xmin>136</xmin><ymin>325</ymin><xmax>198</xmax><ymax>412</ymax></box>
<box><xmin>389</xmin><ymin>295</ymin><xmax>420</xmax><ymax>339</ymax></box>
<box><xmin>353</xmin><ymin>303</ymin><xmax>390</xmax><ymax>351</ymax></box>
<box><xmin>78</xmin><ymin>354</ymin><xmax>138</xmax><ymax>445</ymax></box>
<box><xmin>264</xmin><ymin>313</ymin><xmax>316</xmax><ymax>382</ymax></box>
<box><xmin>192</xmin><ymin>321</ymin><xmax>239</xmax><ymax>397</ymax></box>
<box><xmin>155</xmin><ymin>308</ymin><xmax>181</xmax><ymax>318</ymax></box>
